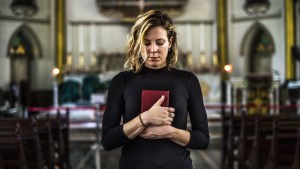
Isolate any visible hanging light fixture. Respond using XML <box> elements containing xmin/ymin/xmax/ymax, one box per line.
<box><xmin>244</xmin><ymin>0</ymin><xmax>270</xmax><ymax>15</ymax></box>
<box><xmin>10</xmin><ymin>0</ymin><xmax>38</xmax><ymax>18</ymax></box>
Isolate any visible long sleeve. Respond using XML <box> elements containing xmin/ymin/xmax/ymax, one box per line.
<box><xmin>101</xmin><ymin>67</ymin><xmax>210</xmax><ymax>168</ymax></box>
<box><xmin>101</xmin><ymin>73</ymin><xmax>130</xmax><ymax>151</ymax></box>
<box><xmin>186</xmin><ymin>73</ymin><xmax>210</xmax><ymax>149</ymax></box>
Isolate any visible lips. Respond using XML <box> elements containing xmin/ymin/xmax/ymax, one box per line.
<box><xmin>147</xmin><ymin>57</ymin><xmax>160</xmax><ymax>61</ymax></box>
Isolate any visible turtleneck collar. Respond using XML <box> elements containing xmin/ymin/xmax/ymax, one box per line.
<box><xmin>141</xmin><ymin>65</ymin><xmax>170</xmax><ymax>75</ymax></box>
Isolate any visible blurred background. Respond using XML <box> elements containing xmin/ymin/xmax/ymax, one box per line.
<box><xmin>0</xmin><ymin>0</ymin><xmax>300</xmax><ymax>169</ymax></box>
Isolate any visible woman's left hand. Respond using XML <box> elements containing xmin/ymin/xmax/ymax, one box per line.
<box><xmin>140</xmin><ymin>125</ymin><xmax>174</xmax><ymax>139</ymax></box>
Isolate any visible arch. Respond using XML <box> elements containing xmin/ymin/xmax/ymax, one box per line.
<box><xmin>240</xmin><ymin>22</ymin><xmax>275</xmax><ymax>56</ymax></box>
<box><xmin>240</xmin><ymin>22</ymin><xmax>275</xmax><ymax>73</ymax></box>
<box><xmin>6</xmin><ymin>24</ymin><xmax>43</xmax><ymax>59</ymax></box>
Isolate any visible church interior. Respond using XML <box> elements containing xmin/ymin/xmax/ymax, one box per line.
<box><xmin>0</xmin><ymin>0</ymin><xmax>300</xmax><ymax>168</ymax></box>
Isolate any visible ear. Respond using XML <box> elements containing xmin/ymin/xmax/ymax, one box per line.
<box><xmin>168</xmin><ymin>37</ymin><xmax>173</xmax><ymax>48</ymax></box>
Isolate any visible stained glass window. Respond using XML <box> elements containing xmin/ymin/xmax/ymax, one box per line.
<box><xmin>8</xmin><ymin>32</ymin><xmax>32</xmax><ymax>58</ymax></box>
<box><xmin>254</xmin><ymin>30</ymin><xmax>274</xmax><ymax>55</ymax></box>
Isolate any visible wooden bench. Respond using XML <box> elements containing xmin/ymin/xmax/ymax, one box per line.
<box><xmin>222</xmin><ymin>113</ymin><xmax>243</xmax><ymax>168</ymax></box>
<box><xmin>240</xmin><ymin>115</ymin><xmax>274</xmax><ymax>169</ymax></box>
<box><xmin>0</xmin><ymin>117</ymin><xmax>59</xmax><ymax>169</ymax></box>
<box><xmin>238</xmin><ymin>114</ymin><xmax>256</xmax><ymax>169</ymax></box>
<box><xmin>35</xmin><ymin>109</ymin><xmax>70</xmax><ymax>169</ymax></box>
<box><xmin>33</xmin><ymin>115</ymin><xmax>56</xmax><ymax>169</ymax></box>
<box><xmin>264</xmin><ymin>116</ymin><xmax>300</xmax><ymax>169</ymax></box>
<box><xmin>0</xmin><ymin>119</ymin><xmax>31</xmax><ymax>169</ymax></box>
<box><xmin>223</xmin><ymin>113</ymin><xmax>300</xmax><ymax>169</ymax></box>
<box><xmin>292</xmin><ymin>127</ymin><xmax>300</xmax><ymax>169</ymax></box>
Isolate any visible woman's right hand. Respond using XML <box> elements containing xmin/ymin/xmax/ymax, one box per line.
<box><xmin>140</xmin><ymin>95</ymin><xmax>175</xmax><ymax>126</ymax></box>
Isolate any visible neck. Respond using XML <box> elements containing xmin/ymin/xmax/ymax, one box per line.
<box><xmin>142</xmin><ymin>65</ymin><xmax>170</xmax><ymax>75</ymax></box>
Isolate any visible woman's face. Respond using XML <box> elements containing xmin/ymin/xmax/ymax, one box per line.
<box><xmin>143</xmin><ymin>26</ymin><xmax>172</xmax><ymax>69</ymax></box>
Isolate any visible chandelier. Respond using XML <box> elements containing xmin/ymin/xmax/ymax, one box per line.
<box><xmin>243</xmin><ymin>0</ymin><xmax>270</xmax><ymax>15</ymax></box>
<box><xmin>96</xmin><ymin>0</ymin><xmax>188</xmax><ymax>22</ymax></box>
<box><xmin>10</xmin><ymin>0</ymin><xmax>38</xmax><ymax>18</ymax></box>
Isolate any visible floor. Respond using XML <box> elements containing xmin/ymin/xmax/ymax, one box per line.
<box><xmin>69</xmin><ymin>142</ymin><xmax>221</xmax><ymax>169</ymax></box>
<box><xmin>69</xmin><ymin>117</ymin><xmax>222</xmax><ymax>169</ymax></box>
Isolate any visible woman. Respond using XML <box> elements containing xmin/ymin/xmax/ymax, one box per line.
<box><xmin>101</xmin><ymin>10</ymin><xmax>210</xmax><ymax>169</ymax></box>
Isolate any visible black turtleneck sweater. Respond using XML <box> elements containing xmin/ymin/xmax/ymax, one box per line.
<box><xmin>101</xmin><ymin>66</ymin><xmax>210</xmax><ymax>169</ymax></box>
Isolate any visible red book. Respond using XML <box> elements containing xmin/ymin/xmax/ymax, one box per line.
<box><xmin>141</xmin><ymin>90</ymin><xmax>169</xmax><ymax>113</ymax></box>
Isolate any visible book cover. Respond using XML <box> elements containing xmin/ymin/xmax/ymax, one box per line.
<box><xmin>141</xmin><ymin>90</ymin><xmax>169</xmax><ymax>112</ymax></box>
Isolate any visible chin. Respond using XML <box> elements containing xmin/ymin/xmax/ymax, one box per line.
<box><xmin>146</xmin><ymin>64</ymin><xmax>164</xmax><ymax>69</ymax></box>
<box><xmin>145</xmin><ymin>61</ymin><xmax>166</xmax><ymax>68</ymax></box>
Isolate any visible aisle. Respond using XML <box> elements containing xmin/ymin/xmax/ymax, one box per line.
<box><xmin>69</xmin><ymin>113</ymin><xmax>222</xmax><ymax>169</ymax></box>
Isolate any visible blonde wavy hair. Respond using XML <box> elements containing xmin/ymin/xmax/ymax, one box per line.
<box><xmin>124</xmin><ymin>10</ymin><xmax>178</xmax><ymax>73</ymax></box>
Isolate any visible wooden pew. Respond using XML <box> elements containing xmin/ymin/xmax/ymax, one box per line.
<box><xmin>0</xmin><ymin>114</ymin><xmax>71</xmax><ymax>169</ymax></box>
<box><xmin>0</xmin><ymin>152</ymin><xmax>4</xmax><ymax>169</ymax></box>
<box><xmin>292</xmin><ymin>127</ymin><xmax>300</xmax><ymax>169</ymax></box>
<box><xmin>18</xmin><ymin>119</ymin><xmax>45</xmax><ymax>169</ymax></box>
<box><xmin>0</xmin><ymin>137</ymin><xmax>29</xmax><ymax>169</ymax></box>
<box><xmin>33</xmin><ymin>115</ymin><xmax>56</xmax><ymax>169</ymax></box>
<box><xmin>223</xmin><ymin>114</ymin><xmax>243</xmax><ymax>168</ymax></box>
<box><xmin>35</xmin><ymin>109</ymin><xmax>70</xmax><ymax>169</ymax></box>
<box><xmin>0</xmin><ymin>119</ymin><xmax>29</xmax><ymax>169</ymax></box>
<box><xmin>264</xmin><ymin>116</ymin><xmax>300</xmax><ymax>169</ymax></box>
<box><xmin>241</xmin><ymin>115</ymin><xmax>274</xmax><ymax>169</ymax></box>
<box><xmin>221</xmin><ymin>111</ymin><xmax>230</xmax><ymax>168</ymax></box>
<box><xmin>53</xmin><ymin>109</ymin><xmax>69</xmax><ymax>169</ymax></box>
<box><xmin>238</xmin><ymin>114</ymin><xmax>256</xmax><ymax>169</ymax></box>
<box><xmin>223</xmin><ymin>113</ymin><xmax>300</xmax><ymax>169</ymax></box>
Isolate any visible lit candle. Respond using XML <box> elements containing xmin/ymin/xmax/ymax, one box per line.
<box><xmin>52</xmin><ymin>68</ymin><xmax>60</xmax><ymax>77</ymax></box>
<box><xmin>200</xmin><ymin>52</ymin><xmax>206</xmax><ymax>65</ymax></box>
<box><xmin>67</xmin><ymin>53</ymin><xmax>72</xmax><ymax>66</ymax></box>
<box><xmin>91</xmin><ymin>53</ymin><xmax>97</xmax><ymax>66</ymax></box>
<box><xmin>79</xmin><ymin>53</ymin><xmax>85</xmax><ymax>68</ymax></box>
<box><xmin>187</xmin><ymin>52</ymin><xmax>193</xmax><ymax>68</ymax></box>
<box><xmin>213</xmin><ymin>51</ymin><xmax>218</xmax><ymax>66</ymax></box>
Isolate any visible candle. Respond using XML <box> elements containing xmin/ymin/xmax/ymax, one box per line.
<box><xmin>79</xmin><ymin>25</ymin><xmax>84</xmax><ymax>52</ymax></box>
<box><xmin>79</xmin><ymin>53</ymin><xmax>85</xmax><ymax>68</ymax></box>
<box><xmin>186</xmin><ymin>24</ymin><xmax>192</xmax><ymax>52</ymax></box>
<box><xmin>213</xmin><ymin>51</ymin><xmax>218</xmax><ymax>66</ymax></box>
<box><xmin>90</xmin><ymin>24</ymin><xmax>96</xmax><ymax>52</ymax></box>
<box><xmin>52</xmin><ymin>68</ymin><xmax>60</xmax><ymax>77</ymax></box>
<box><xmin>199</xmin><ymin>24</ymin><xmax>205</xmax><ymax>51</ymax></box>
<box><xmin>91</xmin><ymin>53</ymin><xmax>97</xmax><ymax>66</ymax></box>
<box><xmin>200</xmin><ymin>52</ymin><xmax>206</xmax><ymax>65</ymax></box>
<box><xmin>187</xmin><ymin>52</ymin><xmax>193</xmax><ymax>68</ymax></box>
<box><xmin>67</xmin><ymin>25</ymin><xmax>72</xmax><ymax>52</ymax></box>
<box><xmin>212</xmin><ymin>23</ymin><xmax>217</xmax><ymax>54</ymax></box>
<box><xmin>67</xmin><ymin>53</ymin><xmax>72</xmax><ymax>66</ymax></box>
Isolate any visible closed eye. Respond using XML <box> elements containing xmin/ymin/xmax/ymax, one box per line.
<box><xmin>144</xmin><ymin>39</ymin><xmax>166</xmax><ymax>46</ymax></box>
<box><xmin>156</xmin><ymin>39</ymin><xmax>165</xmax><ymax>46</ymax></box>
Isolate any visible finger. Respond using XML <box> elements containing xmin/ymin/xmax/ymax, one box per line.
<box><xmin>140</xmin><ymin>134</ymin><xmax>149</xmax><ymax>139</ymax></box>
<box><xmin>164</xmin><ymin>120</ymin><xmax>172</xmax><ymax>125</ymax></box>
<box><xmin>168</xmin><ymin>112</ymin><xmax>175</xmax><ymax>118</ymax></box>
<box><xmin>162</xmin><ymin>107</ymin><xmax>175</xmax><ymax>112</ymax></box>
<box><xmin>162</xmin><ymin>110</ymin><xmax>169</xmax><ymax>117</ymax></box>
<box><xmin>169</xmin><ymin>107</ymin><xmax>175</xmax><ymax>112</ymax></box>
<box><xmin>153</xmin><ymin>95</ymin><xmax>165</xmax><ymax>106</ymax></box>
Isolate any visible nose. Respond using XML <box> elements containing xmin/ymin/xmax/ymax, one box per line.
<box><xmin>149</xmin><ymin>43</ymin><xmax>158</xmax><ymax>53</ymax></box>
